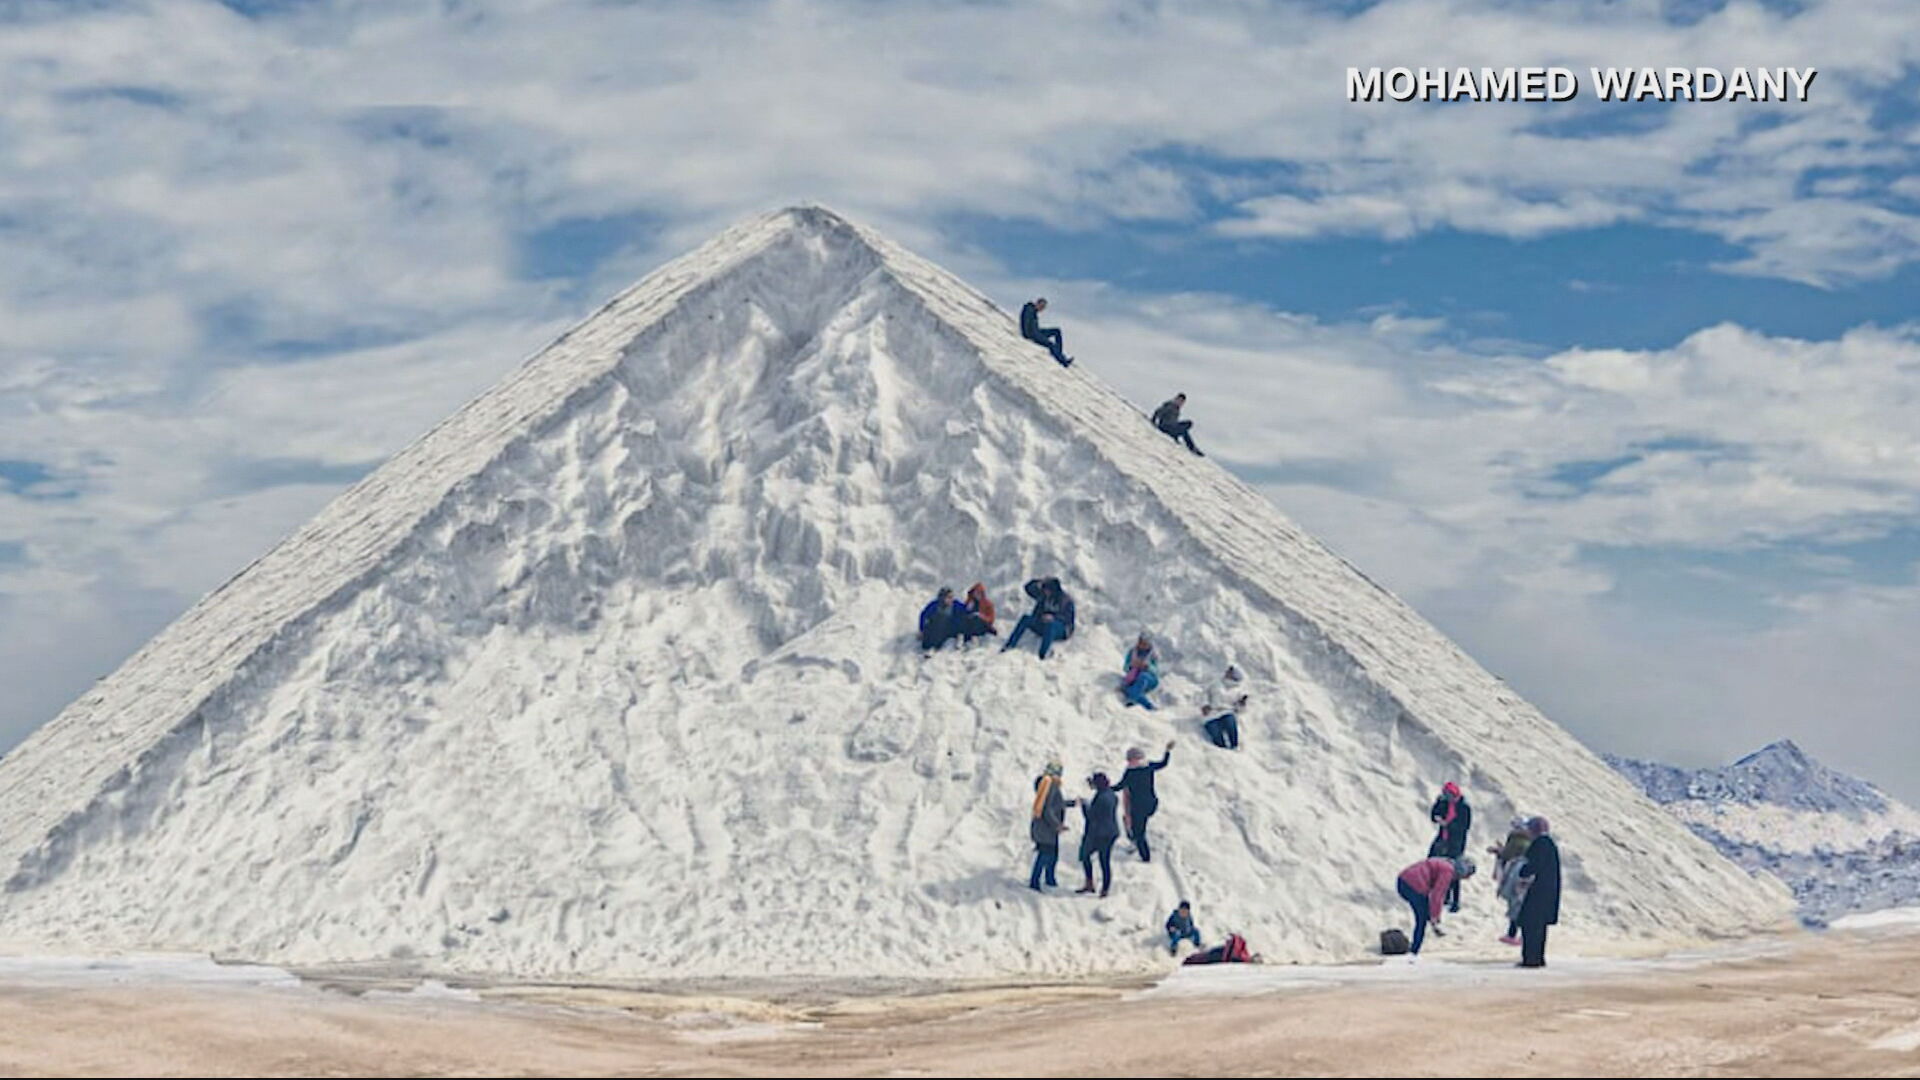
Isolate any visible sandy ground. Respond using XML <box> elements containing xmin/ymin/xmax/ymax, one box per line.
<box><xmin>5</xmin><ymin>929</ymin><xmax>1920</xmax><ymax>1077</ymax></box>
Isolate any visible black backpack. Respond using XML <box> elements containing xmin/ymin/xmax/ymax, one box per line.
<box><xmin>1379</xmin><ymin>928</ymin><xmax>1411</xmax><ymax>955</ymax></box>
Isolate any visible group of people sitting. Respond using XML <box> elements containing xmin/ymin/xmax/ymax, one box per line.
<box><xmin>917</xmin><ymin>584</ymin><xmax>998</xmax><ymax>651</ymax></box>
<box><xmin>1018</xmin><ymin>297</ymin><xmax>1208</xmax><ymax>458</ymax></box>
<box><xmin>1391</xmin><ymin>782</ymin><xmax>1563</xmax><ymax>968</ymax></box>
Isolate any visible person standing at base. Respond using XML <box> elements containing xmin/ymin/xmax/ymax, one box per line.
<box><xmin>1396</xmin><ymin>855</ymin><xmax>1476</xmax><ymax>956</ymax></box>
<box><xmin>1028</xmin><ymin>758</ymin><xmax>1068</xmax><ymax>891</ymax></box>
<box><xmin>1490</xmin><ymin>815</ymin><xmax>1533</xmax><ymax>945</ymax></box>
<box><xmin>1515</xmin><ymin>816</ymin><xmax>1561</xmax><ymax>968</ymax></box>
<box><xmin>1019</xmin><ymin>297</ymin><xmax>1072</xmax><ymax>367</ymax></box>
<box><xmin>1429</xmin><ymin>781</ymin><xmax>1473</xmax><ymax>913</ymax></box>
<box><xmin>1074</xmin><ymin>772</ymin><xmax>1121</xmax><ymax>897</ymax></box>
<box><xmin>1114</xmin><ymin>741</ymin><xmax>1174</xmax><ymax>862</ymax></box>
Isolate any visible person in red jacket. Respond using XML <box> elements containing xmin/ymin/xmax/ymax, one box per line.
<box><xmin>960</xmin><ymin>582</ymin><xmax>997</xmax><ymax>641</ymax></box>
<box><xmin>1396</xmin><ymin>855</ymin><xmax>1476</xmax><ymax>955</ymax></box>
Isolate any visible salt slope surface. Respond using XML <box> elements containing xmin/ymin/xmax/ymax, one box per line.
<box><xmin>0</xmin><ymin>208</ymin><xmax>1791</xmax><ymax>979</ymax></box>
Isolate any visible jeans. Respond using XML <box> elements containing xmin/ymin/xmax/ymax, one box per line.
<box><xmin>1122</xmin><ymin>670</ymin><xmax>1159</xmax><ymax>708</ymax></box>
<box><xmin>1080</xmin><ymin>838</ymin><xmax>1116</xmax><ymax>894</ymax></box>
<box><xmin>1030</xmin><ymin>845</ymin><xmax>1059</xmax><ymax>890</ymax></box>
<box><xmin>1167</xmin><ymin>927</ymin><xmax>1201</xmax><ymax>953</ymax></box>
<box><xmin>1520</xmin><ymin>920</ymin><xmax>1549</xmax><ymax>966</ymax></box>
<box><xmin>1028</xmin><ymin>327</ymin><xmax>1068</xmax><ymax>366</ymax></box>
<box><xmin>1004</xmin><ymin>614</ymin><xmax>1064</xmax><ymax>658</ymax></box>
<box><xmin>1128</xmin><ymin>806</ymin><xmax>1157</xmax><ymax>862</ymax></box>
<box><xmin>1159</xmin><ymin>419</ymin><xmax>1199</xmax><ymax>453</ymax></box>
<box><xmin>1397</xmin><ymin>878</ymin><xmax>1431</xmax><ymax>954</ymax></box>
<box><xmin>1204</xmin><ymin>713</ymin><xmax>1240</xmax><ymax>749</ymax></box>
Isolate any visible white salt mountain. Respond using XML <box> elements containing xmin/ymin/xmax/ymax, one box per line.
<box><xmin>0</xmin><ymin>207</ymin><xmax>1790</xmax><ymax>979</ymax></box>
<box><xmin>1609</xmin><ymin>741</ymin><xmax>1920</xmax><ymax>926</ymax></box>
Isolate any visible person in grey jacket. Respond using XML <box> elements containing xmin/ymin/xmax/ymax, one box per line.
<box><xmin>1028</xmin><ymin>758</ymin><xmax>1068</xmax><ymax>891</ymax></box>
<box><xmin>1074</xmin><ymin>772</ymin><xmax>1122</xmax><ymax>897</ymax></box>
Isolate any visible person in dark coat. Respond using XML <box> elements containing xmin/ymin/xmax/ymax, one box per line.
<box><xmin>1028</xmin><ymin>758</ymin><xmax>1068</xmax><ymax>891</ymax></box>
<box><xmin>1165</xmin><ymin>900</ymin><xmax>1201</xmax><ymax>955</ymax></box>
<box><xmin>918</xmin><ymin>587</ymin><xmax>964</xmax><ymax>651</ymax></box>
<box><xmin>1074</xmin><ymin>772</ymin><xmax>1121</xmax><ymax>897</ymax></box>
<box><xmin>1515</xmin><ymin>815</ymin><xmax>1561</xmax><ymax>968</ymax></box>
<box><xmin>1429</xmin><ymin>781</ymin><xmax>1473</xmax><ymax>912</ymax></box>
<box><xmin>1113</xmin><ymin>741</ymin><xmax>1174</xmax><ymax>862</ymax></box>
<box><xmin>1150</xmin><ymin>393</ymin><xmax>1204</xmax><ymax>456</ymax></box>
<box><xmin>1019</xmin><ymin>297</ymin><xmax>1072</xmax><ymax>367</ymax></box>
<box><xmin>1003</xmin><ymin>576</ymin><xmax>1075</xmax><ymax>659</ymax></box>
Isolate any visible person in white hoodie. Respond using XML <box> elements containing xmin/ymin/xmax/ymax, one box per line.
<box><xmin>1201</xmin><ymin>664</ymin><xmax>1247</xmax><ymax>749</ymax></box>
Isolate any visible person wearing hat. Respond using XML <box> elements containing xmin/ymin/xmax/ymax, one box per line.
<box><xmin>1113</xmin><ymin>741</ymin><xmax>1175</xmax><ymax>862</ymax></box>
<box><xmin>1395</xmin><ymin>854</ymin><xmax>1477</xmax><ymax>955</ymax></box>
<box><xmin>1428</xmin><ymin>781</ymin><xmax>1473</xmax><ymax>913</ymax></box>
<box><xmin>1202</xmin><ymin>664</ymin><xmax>1248</xmax><ymax>749</ymax></box>
<box><xmin>918</xmin><ymin>586</ymin><xmax>964</xmax><ymax>651</ymax></box>
<box><xmin>1514</xmin><ymin>816</ymin><xmax>1561</xmax><ymax>968</ymax></box>
<box><xmin>1073</xmin><ymin>772</ymin><xmax>1122</xmax><ymax>897</ymax></box>
<box><xmin>1028</xmin><ymin>757</ymin><xmax>1069</xmax><ymax>891</ymax></box>
<box><xmin>1489</xmin><ymin>815</ymin><xmax>1534</xmax><ymax>945</ymax></box>
<box><xmin>1119</xmin><ymin>634</ymin><xmax>1161</xmax><ymax>709</ymax></box>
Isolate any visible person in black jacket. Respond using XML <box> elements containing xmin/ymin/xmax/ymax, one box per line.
<box><xmin>1515</xmin><ymin>815</ymin><xmax>1561</xmax><ymax>968</ymax></box>
<box><xmin>1114</xmin><ymin>741</ymin><xmax>1174</xmax><ymax>862</ymax></box>
<box><xmin>1002</xmin><ymin>576</ymin><xmax>1076</xmax><ymax>659</ymax></box>
<box><xmin>1150</xmin><ymin>394</ymin><xmax>1203</xmax><ymax>456</ymax></box>
<box><xmin>1074</xmin><ymin>772</ymin><xmax>1121</xmax><ymax>896</ymax></box>
<box><xmin>1429</xmin><ymin>781</ymin><xmax>1473</xmax><ymax>913</ymax></box>
<box><xmin>1019</xmin><ymin>297</ymin><xmax>1072</xmax><ymax>367</ymax></box>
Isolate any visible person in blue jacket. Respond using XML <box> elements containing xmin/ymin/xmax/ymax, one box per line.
<box><xmin>1003</xmin><ymin>577</ymin><xmax>1076</xmax><ymax>659</ymax></box>
<box><xmin>918</xmin><ymin>586</ymin><xmax>965</xmax><ymax>651</ymax></box>
<box><xmin>1019</xmin><ymin>297</ymin><xmax>1072</xmax><ymax>367</ymax></box>
<box><xmin>1165</xmin><ymin>900</ymin><xmax>1202</xmax><ymax>955</ymax></box>
<box><xmin>1119</xmin><ymin>634</ymin><xmax>1160</xmax><ymax>708</ymax></box>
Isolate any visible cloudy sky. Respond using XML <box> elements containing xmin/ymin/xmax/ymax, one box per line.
<box><xmin>3</xmin><ymin>0</ymin><xmax>1918</xmax><ymax>795</ymax></box>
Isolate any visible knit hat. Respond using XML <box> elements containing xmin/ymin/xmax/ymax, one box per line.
<box><xmin>1509</xmin><ymin>815</ymin><xmax>1529</xmax><ymax>832</ymax></box>
<box><xmin>1442</xmin><ymin>781</ymin><xmax>1462</xmax><ymax>797</ymax></box>
<box><xmin>1044</xmin><ymin>756</ymin><xmax>1063</xmax><ymax>777</ymax></box>
<box><xmin>1452</xmin><ymin>856</ymin><xmax>1478</xmax><ymax>878</ymax></box>
<box><xmin>1126</xmin><ymin>746</ymin><xmax>1145</xmax><ymax>762</ymax></box>
<box><xmin>1527</xmin><ymin>815</ymin><xmax>1551</xmax><ymax>835</ymax></box>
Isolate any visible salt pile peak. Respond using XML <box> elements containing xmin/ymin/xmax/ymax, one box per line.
<box><xmin>0</xmin><ymin>207</ymin><xmax>1790</xmax><ymax>978</ymax></box>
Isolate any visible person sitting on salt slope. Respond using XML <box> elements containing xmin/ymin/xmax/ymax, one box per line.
<box><xmin>1514</xmin><ymin>816</ymin><xmax>1561</xmax><ymax>969</ymax></box>
<box><xmin>1002</xmin><ymin>577</ymin><xmax>1076</xmax><ymax>659</ymax></box>
<box><xmin>1120</xmin><ymin>634</ymin><xmax>1161</xmax><ymax>709</ymax></box>
<box><xmin>1428</xmin><ymin>781</ymin><xmax>1473</xmax><ymax>913</ymax></box>
<box><xmin>1029</xmin><ymin>757</ymin><xmax>1069</xmax><ymax>892</ymax></box>
<box><xmin>959</xmin><ymin>582</ymin><xmax>997</xmax><ymax>641</ymax></box>
<box><xmin>1114</xmin><ymin>741</ymin><xmax>1175</xmax><ymax>863</ymax></box>
<box><xmin>1165</xmin><ymin>900</ymin><xmax>1202</xmax><ymax>955</ymax></box>
<box><xmin>1490</xmin><ymin>815</ymin><xmax>1533</xmax><ymax>946</ymax></box>
<box><xmin>1396</xmin><ymin>855</ymin><xmax>1477</xmax><ymax>956</ymax></box>
<box><xmin>1202</xmin><ymin>664</ymin><xmax>1247</xmax><ymax>749</ymax></box>
<box><xmin>1150</xmin><ymin>393</ymin><xmax>1204</xmax><ymax>457</ymax></box>
<box><xmin>1073</xmin><ymin>772</ymin><xmax>1122</xmax><ymax>897</ymax></box>
<box><xmin>1019</xmin><ymin>296</ymin><xmax>1072</xmax><ymax>367</ymax></box>
<box><xmin>918</xmin><ymin>586</ymin><xmax>966</xmax><ymax>651</ymax></box>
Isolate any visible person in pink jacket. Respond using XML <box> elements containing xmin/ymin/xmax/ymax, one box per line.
<box><xmin>1396</xmin><ymin>855</ymin><xmax>1477</xmax><ymax>955</ymax></box>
